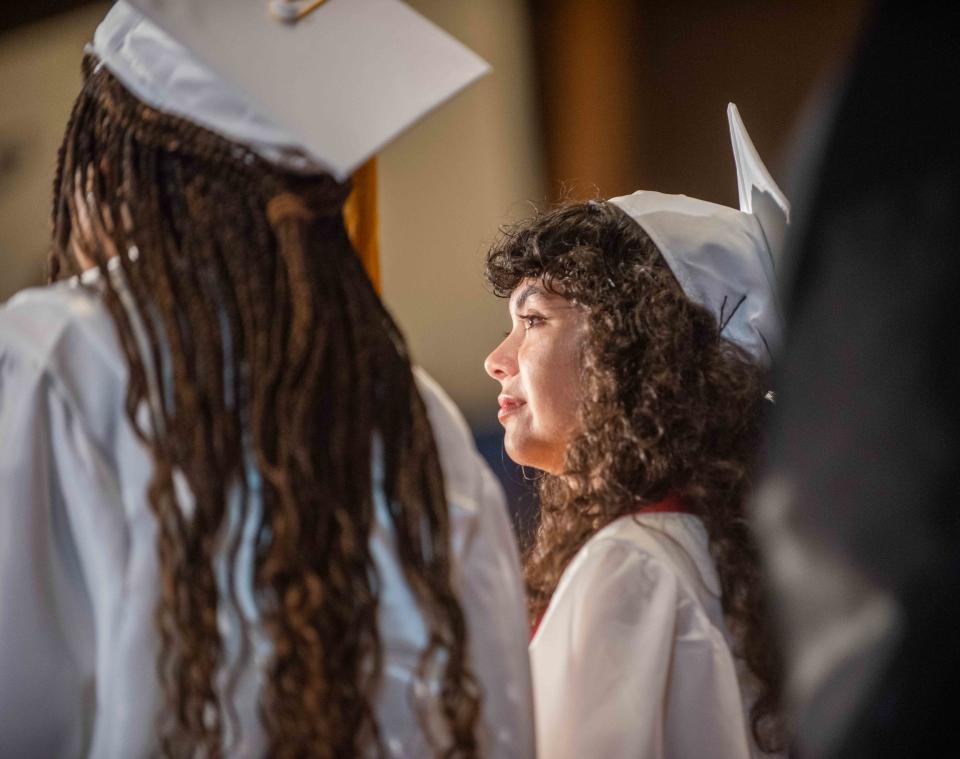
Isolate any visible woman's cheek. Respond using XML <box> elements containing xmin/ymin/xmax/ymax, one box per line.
<box><xmin>530</xmin><ymin>361</ymin><xmax>568</xmax><ymax>438</ymax></box>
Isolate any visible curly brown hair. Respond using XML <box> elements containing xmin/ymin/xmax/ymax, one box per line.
<box><xmin>48</xmin><ymin>59</ymin><xmax>480</xmax><ymax>758</ymax></box>
<box><xmin>485</xmin><ymin>200</ymin><xmax>785</xmax><ymax>752</ymax></box>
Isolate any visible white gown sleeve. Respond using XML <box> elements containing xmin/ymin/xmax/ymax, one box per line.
<box><xmin>0</xmin><ymin>338</ymin><xmax>98</xmax><ymax>757</ymax></box>
<box><xmin>413</xmin><ymin>369</ymin><xmax>536</xmax><ymax>758</ymax></box>
<box><xmin>530</xmin><ymin>538</ymin><xmax>752</xmax><ymax>759</ymax></box>
<box><xmin>452</xmin><ymin>433</ymin><xmax>535</xmax><ymax>756</ymax></box>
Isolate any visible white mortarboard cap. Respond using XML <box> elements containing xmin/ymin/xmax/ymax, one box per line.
<box><xmin>609</xmin><ymin>103</ymin><xmax>790</xmax><ymax>364</ymax></box>
<box><xmin>88</xmin><ymin>0</ymin><xmax>490</xmax><ymax>180</ymax></box>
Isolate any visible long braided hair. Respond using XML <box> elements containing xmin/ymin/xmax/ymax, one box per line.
<box><xmin>486</xmin><ymin>201</ymin><xmax>785</xmax><ymax>752</ymax></box>
<box><xmin>49</xmin><ymin>58</ymin><xmax>480</xmax><ymax>758</ymax></box>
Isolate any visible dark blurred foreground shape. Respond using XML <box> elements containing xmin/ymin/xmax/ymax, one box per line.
<box><xmin>754</xmin><ymin>1</ymin><xmax>960</xmax><ymax>756</ymax></box>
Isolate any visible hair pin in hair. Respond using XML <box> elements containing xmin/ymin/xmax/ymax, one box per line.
<box><xmin>268</xmin><ymin>0</ymin><xmax>329</xmax><ymax>23</ymax></box>
<box><xmin>718</xmin><ymin>293</ymin><xmax>747</xmax><ymax>335</ymax></box>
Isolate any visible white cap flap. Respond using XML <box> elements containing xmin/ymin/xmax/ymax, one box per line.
<box><xmin>727</xmin><ymin>102</ymin><xmax>790</xmax><ymax>269</ymax></box>
<box><xmin>96</xmin><ymin>0</ymin><xmax>490</xmax><ymax>179</ymax></box>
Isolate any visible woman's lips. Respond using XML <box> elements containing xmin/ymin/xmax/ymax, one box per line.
<box><xmin>497</xmin><ymin>394</ymin><xmax>526</xmax><ymax>421</ymax></box>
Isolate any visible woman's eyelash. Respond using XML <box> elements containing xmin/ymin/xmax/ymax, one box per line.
<box><xmin>505</xmin><ymin>314</ymin><xmax>546</xmax><ymax>336</ymax></box>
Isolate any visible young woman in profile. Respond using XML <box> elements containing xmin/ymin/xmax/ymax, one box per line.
<box><xmin>484</xmin><ymin>107</ymin><xmax>790</xmax><ymax>758</ymax></box>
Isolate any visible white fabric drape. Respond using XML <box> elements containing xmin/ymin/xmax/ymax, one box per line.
<box><xmin>530</xmin><ymin>512</ymin><xmax>777</xmax><ymax>759</ymax></box>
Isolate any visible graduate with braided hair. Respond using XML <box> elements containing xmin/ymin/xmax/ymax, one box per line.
<box><xmin>0</xmin><ymin>2</ymin><xmax>533</xmax><ymax>757</ymax></box>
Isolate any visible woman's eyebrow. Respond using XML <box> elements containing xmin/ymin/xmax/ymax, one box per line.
<box><xmin>514</xmin><ymin>284</ymin><xmax>547</xmax><ymax>311</ymax></box>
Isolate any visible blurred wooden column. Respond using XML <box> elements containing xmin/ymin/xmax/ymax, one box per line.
<box><xmin>528</xmin><ymin>0</ymin><xmax>647</xmax><ymax>200</ymax></box>
<box><xmin>343</xmin><ymin>157</ymin><xmax>381</xmax><ymax>292</ymax></box>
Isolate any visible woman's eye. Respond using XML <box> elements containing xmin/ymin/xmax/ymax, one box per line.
<box><xmin>520</xmin><ymin>315</ymin><xmax>545</xmax><ymax>330</ymax></box>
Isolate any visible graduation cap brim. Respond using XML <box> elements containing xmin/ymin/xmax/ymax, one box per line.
<box><xmin>126</xmin><ymin>0</ymin><xmax>490</xmax><ymax>180</ymax></box>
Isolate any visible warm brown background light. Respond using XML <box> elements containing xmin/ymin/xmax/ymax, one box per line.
<box><xmin>529</xmin><ymin>0</ymin><xmax>864</xmax><ymax>204</ymax></box>
<box><xmin>0</xmin><ymin>0</ymin><xmax>863</xmax><ymax>428</ymax></box>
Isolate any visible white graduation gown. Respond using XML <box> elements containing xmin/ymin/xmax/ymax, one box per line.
<box><xmin>529</xmin><ymin>512</ymin><xmax>777</xmax><ymax>759</ymax></box>
<box><xmin>0</xmin><ymin>275</ymin><xmax>535</xmax><ymax>758</ymax></box>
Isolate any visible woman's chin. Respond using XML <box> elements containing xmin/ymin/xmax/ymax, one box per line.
<box><xmin>503</xmin><ymin>435</ymin><xmax>534</xmax><ymax>470</ymax></box>
<box><xmin>504</xmin><ymin>435</ymin><xmax>560</xmax><ymax>475</ymax></box>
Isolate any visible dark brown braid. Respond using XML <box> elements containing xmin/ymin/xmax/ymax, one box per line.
<box><xmin>486</xmin><ymin>201</ymin><xmax>786</xmax><ymax>753</ymax></box>
<box><xmin>50</xmin><ymin>57</ymin><xmax>481</xmax><ymax>758</ymax></box>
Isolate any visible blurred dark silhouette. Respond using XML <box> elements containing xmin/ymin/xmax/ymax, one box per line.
<box><xmin>755</xmin><ymin>1</ymin><xmax>960</xmax><ymax>756</ymax></box>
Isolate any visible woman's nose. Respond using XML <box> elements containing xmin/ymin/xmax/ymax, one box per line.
<box><xmin>484</xmin><ymin>336</ymin><xmax>517</xmax><ymax>381</ymax></box>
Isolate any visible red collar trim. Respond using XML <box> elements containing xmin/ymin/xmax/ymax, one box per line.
<box><xmin>634</xmin><ymin>493</ymin><xmax>691</xmax><ymax>515</ymax></box>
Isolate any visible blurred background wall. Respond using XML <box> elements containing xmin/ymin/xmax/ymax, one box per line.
<box><xmin>0</xmin><ymin>2</ymin><xmax>111</xmax><ymax>300</ymax></box>
<box><xmin>0</xmin><ymin>0</ymin><xmax>863</xmax><ymax>530</ymax></box>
